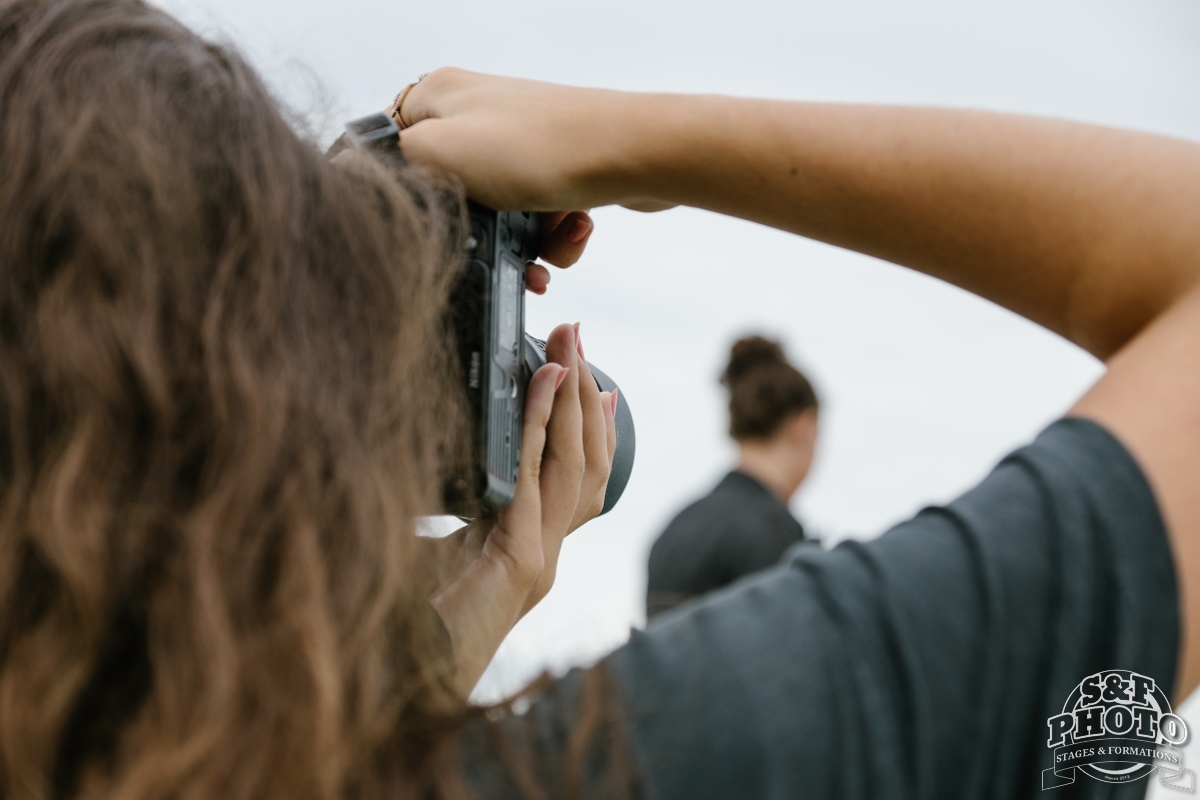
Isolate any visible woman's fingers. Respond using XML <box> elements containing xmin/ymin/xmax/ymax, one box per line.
<box><xmin>538</xmin><ymin>211</ymin><xmax>594</xmax><ymax>268</ymax></box>
<box><xmin>512</xmin><ymin>361</ymin><xmax>567</xmax><ymax>507</ymax></box>
<box><xmin>572</xmin><ymin>326</ymin><xmax>613</xmax><ymax>528</ymax></box>
<box><xmin>394</xmin><ymin>67</ymin><xmax>466</xmax><ymax>128</ymax></box>
<box><xmin>604</xmin><ymin>387</ymin><xmax>618</xmax><ymax>465</ymax></box>
<box><xmin>584</xmin><ymin>389</ymin><xmax>618</xmax><ymax>521</ymax></box>
<box><xmin>398</xmin><ymin>70</ymin><xmax>607</xmax><ymax>261</ymax></box>
<box><xmin>525</xmin><ymin>262</ymin><xmax>551</xmax><ymax>295</ymax></box>
<box><xmin>397</xmin><ymin>68</ymin><xmax>639</xmax><ymax>211</ymax></box>
<box><xmin>536</xmin><ymin>324</ymin><xmax>586</xmax><ymax>550</ymax></box>
<box><xmin>489</xmin><ymin>359</ymin><xmax>568</xmax><ymax>588</ymax></box>
<box><xmin>397</xmin><ymin>69</ymin><xmax>555</xmax><ymax>209</ymax></box>
<box><xmin>522</xmin><ymin>213</ymin><xmax>596</xmax><ymax>295</ymax></box>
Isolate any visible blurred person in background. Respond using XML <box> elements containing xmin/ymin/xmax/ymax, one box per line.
<box><xmin>646</xmin><ymin>335</ymin><xmax>819</xmax><ymax>618</ymax></box>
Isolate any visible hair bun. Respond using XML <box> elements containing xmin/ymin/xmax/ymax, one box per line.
<box><xmin>721</xmin><ymin>335</ymin><xmax>787</xmax><ymax>385</ymax></box>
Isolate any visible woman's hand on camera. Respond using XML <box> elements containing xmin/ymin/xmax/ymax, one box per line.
<box><xmin>528</xmin><ymin>211</ymin><xmax>597</xmax><ymax>296</ymax></box>
<box><xmin>430</xmin><ymin>322</ymin><xmax>616</xmax><ymax>696</ymax></box>
<box><xmin>523</xmin><ymin>211</ymin><xmax>594</xmax><ymax>295</ymax></box>
<box><xmin>398</xmin><ymin>69</ymin><xmax>603</xmax><ymax>210</ymax></box>
<box><xmin>397</xmin><ymin>69</ymin><xmax>676</xmax><ymax>276</ymax></box>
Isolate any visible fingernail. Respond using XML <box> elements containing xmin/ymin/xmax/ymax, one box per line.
<box><xmin>610</xmin><ymin>387</ymin><xmax>619</xmax><ymax>416</ymax></box>
<box><xmin>553</xmin><ymin>366</ymin><xmax>568</xmax><ymax>391</ymax></box>
<box><xmin>567</xmin><ymin>217</ymin><xmax>592</xmax><ymax>244</ymax></box>
<box><xmin>575</xmin><ymin>323</ymin><xmax>585</xmax><ymax>361</ymax></box>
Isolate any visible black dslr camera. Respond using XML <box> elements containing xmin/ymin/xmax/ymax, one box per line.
<box><xmin>342</xmin><ymin>114</ymin><xmax>635</xmax><ymax>518</ymax></box>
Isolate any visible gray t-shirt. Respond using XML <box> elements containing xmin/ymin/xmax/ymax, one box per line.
<box><xmin>465</xmin><ymin>418</ymin><xmax>1179</xmax><ymax>799</ymax></box>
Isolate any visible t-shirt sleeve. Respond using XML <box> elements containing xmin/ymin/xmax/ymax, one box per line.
<box><xmin>468</xmin><ymin>418</ymin><xmax>1179</xmax><ymax>800</ymax></box>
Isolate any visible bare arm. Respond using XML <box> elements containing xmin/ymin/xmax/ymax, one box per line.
<box><xmin>403</xmin><ymin>74</ymin><xmax>1200</xmax><ymax>358</ymax></box>
<box><xmin>400</xmin><ymin>69</ymin><xmax>1200</xmax><ymax>697</ymax></box>
<box><xmin>606</xmin><ymin>100</ymin><xmax>1200</xmax><ymax>360</ymax></box>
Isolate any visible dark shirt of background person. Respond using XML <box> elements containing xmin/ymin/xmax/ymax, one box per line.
<box><xmin>646</xmin><ymin>335</ymin><xmax>820</xmax><ymax>619</ymax></box>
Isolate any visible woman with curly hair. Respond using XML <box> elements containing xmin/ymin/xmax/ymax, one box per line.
<box><xmin>0</xmin><ymin>1</ymin><xmax>613</xmax><ymax>796</ymax></box>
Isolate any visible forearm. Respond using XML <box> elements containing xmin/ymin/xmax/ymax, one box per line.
<box><xmin>599</xmin><ymin>96</ymin><xmax>1200</xmax><ymax>358</ymax></box>
<box><xmin>432</xmin><ymin>557</ymin><xmax>527</xmax><ymax>698</ymax></box>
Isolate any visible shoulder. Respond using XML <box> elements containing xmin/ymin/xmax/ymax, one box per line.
<box><xmin>620</xmin><ymin>418</ymin><xmax>1178</xmax><ymax>798</ymax></box>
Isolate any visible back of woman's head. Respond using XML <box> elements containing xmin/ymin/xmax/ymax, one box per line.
<box><xmin>0</xmin><ymin>0</ymin><xmax>468</xmax><ymax>796</ymax></box>
<box><xmin>721</xmin><ymin>335</ymin><xmax>818</xmax><ymax>441</ymax></box>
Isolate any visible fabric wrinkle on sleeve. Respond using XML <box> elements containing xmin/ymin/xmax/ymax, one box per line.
<box><xmin>604</xmin><ymin>418</ymin><xmax>1178</xmax><ymax>800</ymax></box>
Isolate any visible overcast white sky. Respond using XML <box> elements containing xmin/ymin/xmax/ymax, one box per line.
<box><xmin>161</xmin><ymin>0</ymin><xmax>1200</xmax><ymax>768</ymax></box>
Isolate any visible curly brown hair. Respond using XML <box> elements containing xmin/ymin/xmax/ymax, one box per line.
<box><xmin>720</xmin><ymin>335</ymin><xmax>818</xmax><ymax>441</ymax></box>
<box><xmin>0</xmin><ymin>0</ymin><xmax>479</xmax><ymax>796</ymax></box>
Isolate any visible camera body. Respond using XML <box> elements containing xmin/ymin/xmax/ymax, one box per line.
<box><xmin>343</xmin><ymin>113</ymin><xmax>635</xmax><ymax>518</ymax></box>
<box><xmin>444</xmin><ymin>202</ymin><xmax>539</xmax><ymax>513</ymax></box>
